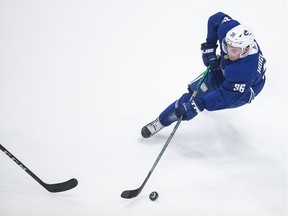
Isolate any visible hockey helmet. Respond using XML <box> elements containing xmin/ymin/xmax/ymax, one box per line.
<box><xmin>225</xmin><ymin>24</ymin><xmax>254</xmax><ymax>58</ymax></box>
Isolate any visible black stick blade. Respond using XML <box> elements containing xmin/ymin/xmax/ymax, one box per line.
<box><xmin>43</xmin><ymin>178</ymin><xmax>78</xmax><ymax>193</ymax></box>
<box><xmin>121</xmin><ymin>188</ymin><xmax>142</xmax><ymax>199</ymax></box>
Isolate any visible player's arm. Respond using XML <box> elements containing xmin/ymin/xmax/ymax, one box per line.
<box><xmin>201</xmin><ymin>12</ymin><xmax>234</xmax><ymax>70</ymax></box>
<box><xmin>205</xmin><ymin>11</ymin><xmax>233</xmax><ymax>44</ymax></box>
<box><xmin>195</xmin><ymin>78</ymin><xmax>254</xmax><ymax>111</ymax></box>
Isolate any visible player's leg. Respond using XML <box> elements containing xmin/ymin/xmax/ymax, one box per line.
<box><xmin>141</xmin><ymin>92</ymin><xmax>191</xmax><ymax>138</ymax></box>
<box><xmin>187</xmin><ymin>69</ymin><xmax>223</xmax><ymax>97</ymax></box>
<box><xmin>141</xmin><ymin>69</ymin><xmax>224</xmax><ymax>138</ymax></box>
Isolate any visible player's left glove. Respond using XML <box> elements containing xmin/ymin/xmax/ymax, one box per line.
<box><xmin>175</xmin><ymin>99</ymin><xmax>202</xmax><ymax>121</ymax></box>
<box><xmin>201</xmin><ymin>42</ymin><xmax>219</xmax><ymax>70</ymax></box>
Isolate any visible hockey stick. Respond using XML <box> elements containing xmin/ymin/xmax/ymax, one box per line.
<box><xmin>0</xmin><ymin>144</ymin><xmax>78</xmax><ymax>193</ymax></box>
<box><xmin>121</xmin><ymin>66</ymin><xmax>210</xmax><ymax>199</ymax></box>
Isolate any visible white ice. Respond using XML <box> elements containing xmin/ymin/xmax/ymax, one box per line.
<box><xmin>0</xmin><ymin>0</ymin><xmax>287</xmax><ymax>215</ymax></box>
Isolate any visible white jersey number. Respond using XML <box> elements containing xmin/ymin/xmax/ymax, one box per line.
<box><xmin>233</xmin><ymin>84</ymin><xmax>246</xmax><ymax>93</ymax></box>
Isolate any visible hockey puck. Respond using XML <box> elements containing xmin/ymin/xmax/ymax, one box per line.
<box><xmin>149</xmin><ymin>191</ymin><xmax>159</xmax><ymax>201</ymax></box>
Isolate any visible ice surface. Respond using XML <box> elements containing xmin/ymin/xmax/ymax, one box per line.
<box><xmin>0</xmin><ymin>0</ymin><xmax>287</xmax><ymax>216</ymax></box>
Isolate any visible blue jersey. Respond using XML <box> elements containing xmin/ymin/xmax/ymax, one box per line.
<box><xmin>195</xmin><ymin>12</ymin><xmax>267</xmax><ymax>111</ymax></box>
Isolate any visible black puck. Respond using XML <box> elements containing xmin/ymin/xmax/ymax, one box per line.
<box><xmin>149</xmin><ymin>191</ymin><xmax>159</xmax><ymax>201</ymax></box>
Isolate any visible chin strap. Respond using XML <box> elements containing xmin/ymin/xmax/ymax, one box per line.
<box><xmin>240</xmin><ymin>41</ymin><xmax>258</xmax><ymax>58</ymax></box>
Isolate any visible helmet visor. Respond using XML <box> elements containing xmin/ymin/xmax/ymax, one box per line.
<box><xmin>227</xmin><ymin>45</ymin><xmax>242</xmax><ymax>55</ymax></box>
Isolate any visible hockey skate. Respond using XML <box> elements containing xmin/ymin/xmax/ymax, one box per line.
<box><xmin>141</xmin><ymin>118</ymin><xmax>164</xmax><ymax>138</ymax></box>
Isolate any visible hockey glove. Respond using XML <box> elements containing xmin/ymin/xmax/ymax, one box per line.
<box><xmin>201</xmin><ymin>42</ymin><xmax>219</xmax><ymax>70</ymax></box>
<box><xmin>175</xmin><ymin>99</ymin><xmax>201</xmax><ymax>121</ymax></box>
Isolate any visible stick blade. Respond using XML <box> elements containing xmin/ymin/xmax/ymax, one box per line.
<box><xmin>121</xmin><ymin>188</ymin><xmax>142</xmax><ymax>199</ymax></box>
<box><xmin>44</xmin><ymin>178</ymin><xmax>78</xmax><ymax>193</ymax></box>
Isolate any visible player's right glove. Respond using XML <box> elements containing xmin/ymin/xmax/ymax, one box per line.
<box><xmin>201</xmin><ymin>42</ymin><xmax>219</xmax><ymax>70</ymax></box>
<box><xmin>175</xmin><ymin>99</ymin><xmax>202</xmax><ymax>121</ymax></box>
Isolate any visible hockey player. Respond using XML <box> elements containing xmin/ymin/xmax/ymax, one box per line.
<box><xmin>141</xmin><ymin>11</ymin><xmax>267</xmax><ymax>138</ymax></box>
